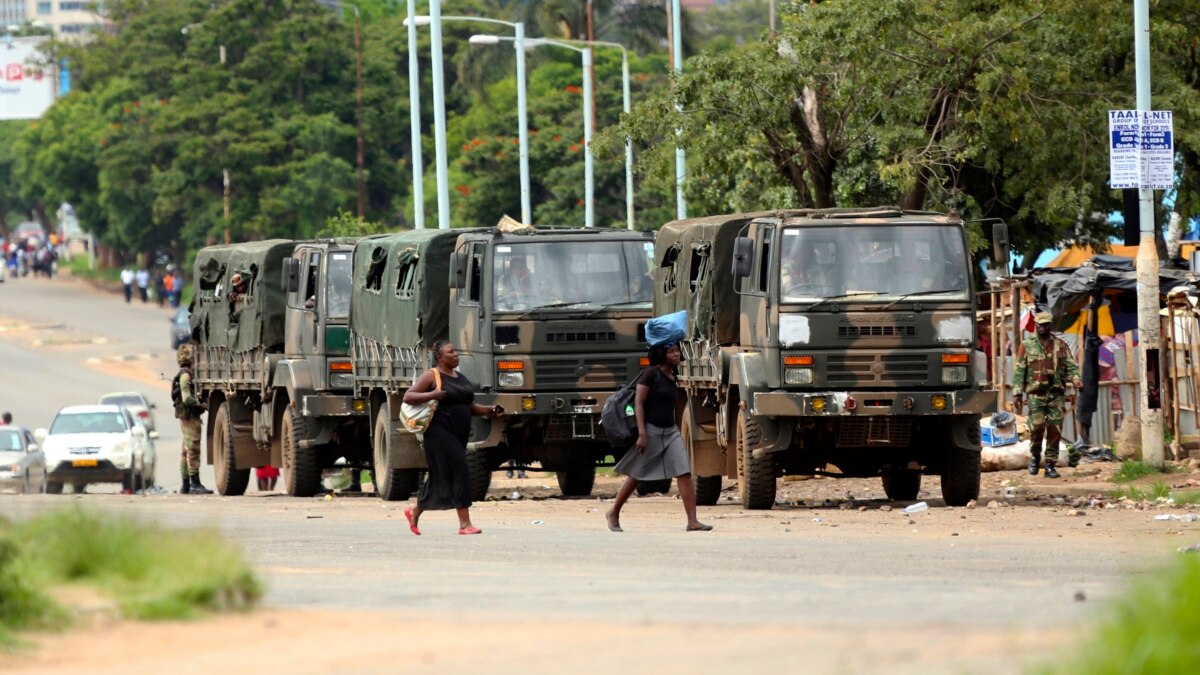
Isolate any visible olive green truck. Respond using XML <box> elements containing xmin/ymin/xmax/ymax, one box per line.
<box><xmin>654</xmin><ymin>208</ymin><xmax>997</xmax><ymax>509</ymax></box>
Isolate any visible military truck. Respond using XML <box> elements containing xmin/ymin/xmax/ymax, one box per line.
<box><xmin>655</xmin><ymin>208</ymin><xmax>996</xmax><ymax>509</ymax></box>
<box><xmin>352</xmin><ymin>226</ymin><xmax>655</xmax><ymax>501</ymax></box>
<box><xmin>188</xmin><ymin>239</ymin><xmax>368</xmax><ymax>497</ymax></box>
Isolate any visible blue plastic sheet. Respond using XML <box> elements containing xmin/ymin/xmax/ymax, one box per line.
<box><xmin>645</xmin><ymin>310</ymin><xmax>686</xmax><ymax>347</ymax></box>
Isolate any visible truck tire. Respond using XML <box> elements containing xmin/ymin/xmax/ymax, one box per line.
<box><xmin>556</xmin><ymin>460</ymin><xmax>596</xmax><ymax>497</ymax></box>
<box><xmin>695</xmin><ymin>475</ymin><xmax>722</xmax><ymax>506</ymax></box>
<box><xmin>46</xmin><ymin>480</ymin><xmax>63</xmax><ymax>494</ymax></box>
<box><xmin>637</xmin><ymin>479</ymin><xmax>672</xmax><ymax>496</ymax></box>
<box><xmin>941</xmin><ymin>448</ymin><xmax>981</xmax><ymax>506</ymax></box>
<box><xmin>212</xmin><ymin>402</ymin><xmax>250</xmax><ymax>496</ymax></box>
<box><xmin>882</xmin><ymin>469</ymin><xmax>921</xmax><ymax>501</ymax></box>
<box><xmin>281</xmin><ymin>407</ymin><xmax>321</xmax><ymax>497</ymax></box>
<box><xmin>372</xmin><ymin>405</ymin><xmax>420</xmax><ymax>501</ymax></box>
<box><xmin>737</xmin><ymin>410</ymin><xmax>776</xmax><ymax>510</ymax></box>
<box><xmin>467</xmin><ymin>448</ymin><xmax>491</xmax><ymax>502</ymax></box>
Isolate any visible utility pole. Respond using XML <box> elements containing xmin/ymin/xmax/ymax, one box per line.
<box><xmin>1134</xmin><ymin>0</ymin><xmax>1163</xmax><ymax>467</ymax></box>
<box><xmin>354</xmin><ymin>7</ymin><xmax>366</xmax><ymax>219</ymax></box>
<box><xmin>585</xmin><ymin>1</ymin><xmax>596</xmax><ymax>160</ymax></box>
<box><xmin>220</xmin><ymin>44</ymin><xmax>230</xmax><ymax>244</ymax></box>
<box><xmin>429</xmin><ymin>0</ymin><xmax>451</xmax><ymax>230</ymax></box>
<box><xmin>406</xmin><ymin>0</ymin><xmax>425</xmax><ymax>229</ymax></box>
<box><xmin>669</xmin><ymin>0</ymin><xmax>686</xmax><ymax>219</ymax></box>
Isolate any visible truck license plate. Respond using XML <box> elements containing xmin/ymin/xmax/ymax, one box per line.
<box><xmin>573</xmin><ymin>405</ymin><xmax>593</xmax><ymax>414</ymax></box>
<box><xmin>72</xmin><ymin>459</ymin><xmax>98</xmax><ymax>467</ymax></box>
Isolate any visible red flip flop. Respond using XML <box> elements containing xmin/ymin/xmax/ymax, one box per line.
<box><xmin>458</xmin><ymin>526</ymin><xmax>482</xmax><ymax>535</ymax></box>
<box><xmin>404</xmin><ymin>507</ymin><xmax>421</xmax><ymax>536</ymax></box>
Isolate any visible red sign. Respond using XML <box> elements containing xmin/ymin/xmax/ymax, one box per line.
<box><xmin>5</xmin><ymin>64</ymin><xmax>23</xmax><ymax>82</ymax></box>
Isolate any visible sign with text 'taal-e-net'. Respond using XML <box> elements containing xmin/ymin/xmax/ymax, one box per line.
<box><xmin>0</xmin><ymin>37</ymin><xmax>56</xmax><ymax>121</ymax></box>
<box><xmin>1109</xmin><ymin>109</ymin><xmax>1174</xmax><ymax>191</ymax></box>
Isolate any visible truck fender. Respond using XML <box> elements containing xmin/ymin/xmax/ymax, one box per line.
<box><xmin>728</xmin><ymin>352</ymin><xmax>791</xmax><ymax>456</ymax></box>
<box><xmin>272</xmin><ymin>359</ymin><xmax>315</xmax><ymax>409</ymax></box>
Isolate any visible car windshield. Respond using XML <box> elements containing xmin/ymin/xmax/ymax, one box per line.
<box><xmin>100</xmin><ymin>394</ymin><xmax>143</xmax><ymax>406</ymax></box>
<box><xmin>0</xmin><ymin>430</ymin><xmax>22</xmax><ymax>451</ymax></box>
<box><xmin>326</xmin><ymin>251</ymin><xmax>353</xmax><ymax>319</ymax></box>
<box><xmin>778</xmin><ymin>225</ymin><xmax>969</xmax><ymax>303</ymax></box>
<box><xmin>50</xmin><ymin>412</ymin><xmax>128</xmax><ymax>435</ymax></box>
<box><xmin>492</xmin><ymin>240</ymin><xmax>655</xmax><ymax>312</ymax></box>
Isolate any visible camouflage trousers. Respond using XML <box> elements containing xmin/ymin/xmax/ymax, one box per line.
<box><xmin>1026</xmin><ymin>394</ymin><xmax>1079</xmax><ymax>465</ymax></box>
<box><xmin>179</xmin><ymin>417</ymin><xmax>202</xmax><ymax>477</ymax></box>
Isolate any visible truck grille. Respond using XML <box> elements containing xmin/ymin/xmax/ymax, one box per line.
<box><xmin>826</xmin><ymin>353</ymin><xmax>929</xmax><ymax>386</ymax></box>
<box><xmin>546</xmin><ymin>330</ymin><xmax>616</xmax><ymax>344</ymax></box>
<box><xmin>836</xmin><ymin>417</ymin><xmax>913</xmax><ymax>447</ymax></box>
<box><xmin>536</xmin><ymin>357</ymin><xmax>628</xmax><ymax>388</ymax></box>
<box><xmin>837</xmin><ymin>324</ymin><xmax>916</xmax><ymax>338</ymax></box>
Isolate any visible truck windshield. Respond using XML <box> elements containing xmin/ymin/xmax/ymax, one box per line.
<box><xmin>493</xmin><ymin>240</ymin><xmax>655</xmax><ymax>312</ymax></box>
<box><xmin>326</xmin><ymin>251</ymin><xmax>353</xmax><ymax>319</ymax></box>
<box><xmin>779</xmin><ymin>225</ymin><xmax>969</xmax><ymax>303</ymax></box>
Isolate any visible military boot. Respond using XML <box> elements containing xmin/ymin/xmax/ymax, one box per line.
<box><xmin>180</xmin><ymin>471</ymin><xmax>190</xmax><ymax>494</ymax></box>
<box><xmin>189</xmin><ymin>475</ymin><xmax>213</xmax><ymax>495</ymax></box>
<box><xmin>1044</xmin><ymin>461</ymin><xmax>1061</xmax><ymax>479</ymax></box>
<box><xmin>1028</xmin><ymin>451</ymin><xmax>1041</xmax><ymax>476</ymax></box>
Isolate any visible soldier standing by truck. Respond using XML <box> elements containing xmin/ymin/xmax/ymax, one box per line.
<box><xmin>173</xmin><ymin>343</ymin><xmax>213</xmax><ymax>494</ymax></box>
<box><xmin>1012</xmin><ymin>312</ymin><xmax>1081</xmax><ymax>478</ymax></box>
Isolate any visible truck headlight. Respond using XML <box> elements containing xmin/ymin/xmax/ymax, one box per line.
<box><xmin>941</xmin><ymin>366</ymin><xmax>968</xmax><ymax>384</ymax></box>
<box><xmin>498</xmin><ymin>372</ymin><xmax>525</xmax><ymax>388</ymax></box>
<box><xmin>784</xmin><ymin>368</ymin><xmax>814</xmax><ymax>385</ymax></box>
<box><xmin>329</xmin><ymin>372</ymin><xmax>355</xmax><ymax>389</ymax></box>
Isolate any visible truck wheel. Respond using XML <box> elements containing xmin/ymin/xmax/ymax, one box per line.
<box><xmin>636</xmin><ymin>479</ymin><xmax>672</xmax><ymax>496</ymax></box>
<box><xmin>46</xmin><ymin>481</ymin><xmax>63</xmax><ymax>494</ymax></box>
<box><xmin>695</xmin><ymin>475</ymin><xmax>722</xmax><ymax>506</ymax></box>
<box><xmin>941</xmin><ymin>449</ymin><xmax>981</xmax><ymax>506</ymax></box>
<box><xmin>212</xmin><ymin>402</ymin><xmax>250</xmax><ymax>496</ymax></box>
<box><xmin>736</xmin><ymin>410</ymin><xmax>776</xmax><ymax>510</ymax></box>
<box><xmin>467</xmin><ymin>448</ymin><xmax>492</xmax><ymax>502</ymax></box>
<box><xmin>281</xmin><ymin>407</ymin><xmax>321</xmax><ymax>497</ymax></box>
<box><xmin>556</xmin><ymin>460</ymin><xmax>596</xmax><ymax>497</ymax></box>
<box><xmin>882</xmin><ymin>470</ymin><xmax>921</xmax><ymax>501</ymax></box>
<box><xmin>372</xmin><ymin>405</ymin><xmax>420</xmax><ymax>501</ymax></box>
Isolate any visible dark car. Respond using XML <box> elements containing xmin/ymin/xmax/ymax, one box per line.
<box><xmin>171</xmin><ymin>307</ymin><xmax>191</xmax><ymax>349</ymax></box>
<box><xmin>0</xmin><ymin>426</ymin><xmax>47</xmax><ymax>494</ymax></box>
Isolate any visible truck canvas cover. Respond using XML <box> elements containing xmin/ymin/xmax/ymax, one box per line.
<box><xmin>190</xmin><ymin>239</ymin><xmax>294</xmax><ymax>352</ymax></box>
<box><xmin>351</xmin><ymin>230</ymin><xmax>466</xmax><ymax>348</ymax></box>
<box><xmin>656</xmin><ymin>212</ymin><xmax>773</xmax><ymax>344</ymax></box>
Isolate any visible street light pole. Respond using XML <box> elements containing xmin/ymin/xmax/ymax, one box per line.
<box><xmin>353</xmin><ymin>6</ymin><xmax>366</xmax><ymax>219</ymax></box>
<box><xmin>1134</xmin><ymin>0</ymin><xmax>1163</xmax><ymax>467</ymax></box>
<box><xmin>670</xmin><ymin>0</ymin><xmax>686</xmax><ymax>219</ymax></box>
<box><xmin>620</xmin><ymin>48</ymin><xmax>633</xmax><ymax>230</ymax></box>
<box><xmin>513</xmin><ymin>22</ymin><xmax>531</xmax><ymax>225</ymax></box>
<box><xmin>429</xmin><ymin>0</ymin><xmax>451</xmax><ymax>230</ymax></box>
<box><xmin>406</xmin><ymin>0</ymin><xmax>425</xmax><ymax>229</ymax></box>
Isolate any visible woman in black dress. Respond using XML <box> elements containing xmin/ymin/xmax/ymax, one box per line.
<box><xmin>403</xmin><ymin>341</ymin><xmax>503</xmax><ymax>535</ymax></box>
<box><xmin>606</xmin><ymin>343</ymin><xmax>712</xmax><ymax>532</ymax></box>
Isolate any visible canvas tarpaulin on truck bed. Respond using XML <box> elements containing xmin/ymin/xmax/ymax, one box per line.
<box><xmin>190</xmin><ymin>239</ymin><xmax>294</xmax><ymax>352</ymax></box>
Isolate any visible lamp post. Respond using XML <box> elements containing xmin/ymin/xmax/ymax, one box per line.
<box><xmin>181</xmin><ymin>23</ymin><xmax>231</xmax><ymax>243</ymax></box>
<box><xmin>473</xmin><ymin>36</ymin><xmax>594</xmax><ymax>228</ymax></box>
<box><xmin>408</xmin><ymin>15</ymin><xmax>530</xmax><ymax>226</ymax></box>
<box><xmin>405</xmin><ymin>0</ymin><xmax>425</xmax><ymax>229</ymax></box>
<box><xmin>670</xmin><ymin>0</ymin><xmax>687</xmax><ymax>219</ymax></box>
<box><xmin>532</xmin><ymin>37</ymin><xmax>635</xmax><ymax>230</ymax></box>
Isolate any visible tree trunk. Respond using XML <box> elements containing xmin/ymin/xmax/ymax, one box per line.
<box><xmin>790</xmin><ymin>88</ymin><xmax>835</xmax><ymax>209</ymax></box>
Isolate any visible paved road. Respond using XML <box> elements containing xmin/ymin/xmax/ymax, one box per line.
<box><xmin>0</xmin><ymin>274</ymin><xmax>1188</xmax><ymax>674</ymax></box>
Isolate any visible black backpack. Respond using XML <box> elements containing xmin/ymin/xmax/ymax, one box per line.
<box><xmin>170</xmin><ymin>368</ymin><xmax>187</xmax><ymax>407</ymax></box>
<box><xmin>601</xmin><ymin>371</ymin><xmax>642</xmax><ymax>448</ymax></box>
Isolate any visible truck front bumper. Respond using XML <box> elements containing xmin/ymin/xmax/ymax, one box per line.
<box><xmin>478</xmin><ymin>390</ymin><xmax>614</xmax><ymax>417</ymax></box>
<box><xmin>752</xmin><ymin>389</ymin><xmax>997</xmax><ymax>417</ymax></box>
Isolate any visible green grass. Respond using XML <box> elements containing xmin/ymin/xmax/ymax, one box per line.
<box><xmin>1040</xmin><ymin>556</ymin><xmax>1200</xmax><ymax>674</ymax></box>
<box><xmin>0</xmin><ymin>508</ymin><xmax>260</xmax><ymax>647</ymax></box>
<box><xmin>1113</xmin><ymin>460</ymin><xmax>1181</xmax><ymax>483</ymax></box>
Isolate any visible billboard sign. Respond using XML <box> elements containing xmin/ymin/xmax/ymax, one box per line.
<box><xmin>0</xmin><ymin>37</ymin><xmax>56</xmax><ymax>121</ymax></box>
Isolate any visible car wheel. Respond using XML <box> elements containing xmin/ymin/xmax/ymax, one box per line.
<box><xmin>72</xmin><ymin>482</ymin><xmax>87</xmax><ymax>494</ymax></box>
<box><xmin>22</xmin><ymin>471</ymin><xmax>31</xmax><ymax>495</ymax></box>
<box><xmin>46</xmin><ymin>480</ymin><xmax>64</xmax><ymax>494</ymax></box>
<box><xmin>40</xmin><ymin>470</ymin><xmax>48</xmax><ymax>494</ymax></box>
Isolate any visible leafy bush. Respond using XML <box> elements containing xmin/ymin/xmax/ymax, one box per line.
<box><xmin>1043</xmin><ymin>557</ymin><xmax>1200</xmax><ymax>673</ymax></box>
<box><xmin>1113</xmin><ymin>460</ymin><xmax>1179</xmax><ymax>483</ymax></box>
<box><xmin>0</xmin><ymin>522</ymin><xmax>64</xmax><ymax>648</ymax></box>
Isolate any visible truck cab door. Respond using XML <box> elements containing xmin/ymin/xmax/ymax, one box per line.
<box><xmin>453</xmin><ymin>241</ymin><xmax>489</xmax><ymax>386</ymax></box>
<box><xmin>740</xmin><ymin>222</ymin><xmax>775</xmax><ymax>347</ymax></box>
<box><xmin>299</xmin><ymin>251</ymin><xmax>321</xmax><ymax>356</ymax></box>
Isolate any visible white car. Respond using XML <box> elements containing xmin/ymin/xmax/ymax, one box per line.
<box><xmin>37</xmin><ymin>404</ymin><xmax>156</xmax><ymax>494</ymax></box>
<box><xmin>98</xmin><ymin>391</ymin><xmax>159</xmax><ymax>438</ymax></box>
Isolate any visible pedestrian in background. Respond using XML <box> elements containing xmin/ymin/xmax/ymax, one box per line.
<box><xmin>136</xmin><ymin>267</ymin><xmax>150</xmax><ymax>302</ymax></box>
<box><xmin>1</xmin><ymin>412</ymin><xmax>11</xmax><ymax>426</ymax></box>
<box><xmin>256</xmin><ymin>465</ymin><xmax>279</xmax><ymax>492</ymax></box>
<box><xmin>1013</xmin><ymin>312</ymin><xmax>1082</xmax><ymax>478</ymax></box>
<box><xmin>606</xmin><ymin>343</ymin><xmax>712</xmax><ymax>533</ymax></box>
<box><xmin>154</xmin><ymin>270</ymin><xmax>167</xmax><ymax>308</ymax></box>
<box><xmin>402</xmin><ymin>341</ymin><xmax>503</xmax><ymax>536</ymax></box>
<box><xmin>120</xmin><ymin>267</ymin><xmax>135</xmax><ymax>303</ymax></box>
<box><xmin>171</xmin><ymin>343</ymin><xmax>213</xmax><ymax>494</ymax></box>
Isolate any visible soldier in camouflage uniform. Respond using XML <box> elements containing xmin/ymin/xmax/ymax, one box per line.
<box><xmin>1012</xmin><ymin>312</ymin><xmax>1082</xmax><ymax>478</ymax></box>
<box><xmin>173</xmin><ymin>343</ymin><xmax>213</xmax><ymax>494</ymax></box>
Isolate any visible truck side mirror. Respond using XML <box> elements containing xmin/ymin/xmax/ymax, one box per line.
<box><xmin>449</xmin><ymin>251</ymin><xmax>468</xmax><ymax>289</ymax></box>
<box><xmin>732</xmin><ymin>237</ymin><xmax>753</xmax><ymax>278</ymax></box>
<box><xmin>281</xmin><ymin>258</ymin><xmax>300</xmax><ymax>293</ymax></box>
<box><xmin>991</xmin><ymin>221</ymin><xmax>1010</xmax><ymax>275</ymax></box>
